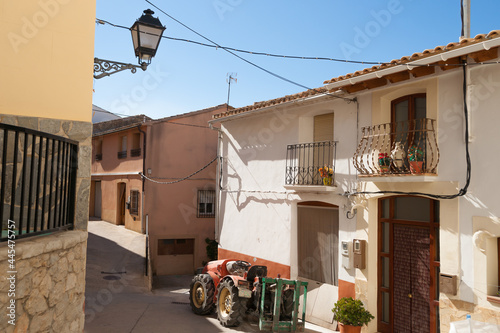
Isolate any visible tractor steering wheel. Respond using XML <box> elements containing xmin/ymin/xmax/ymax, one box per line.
<box><xmin>235</xmin><ymin>260</ymin><xmax>251</xmax><ymax>268</ymax></box>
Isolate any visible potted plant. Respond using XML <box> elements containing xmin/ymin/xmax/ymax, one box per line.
<box><xmin>318</xmin><ymin>166</ymin><xmax>334</xmax><ymax>186</ymax></box>
<box><xmin>332</xmin><ymin>297</ymin><xmax>374</xmax><ymax>333</ymax></box>
<box><xmin>407</xmin><ymin>145</ymin><xmax>424</xmax><ymax>174</ymax></box>
<box><xmin>378</xmin><ymin>153</ymin><xmax>391</xmax><ymax>174</ymax></box>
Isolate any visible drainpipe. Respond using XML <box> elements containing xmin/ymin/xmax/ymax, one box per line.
<box><xmin>209</xmin><ymin>122</ymin><xmax>222</xmax><ymax>243</ymax></box>
<box><xmin>137</xmin><ymin>124</ymin><xmax>147</xmax><ymax>231</ymax></box>
<box><xmin>137</xmin><ymin>123</ymin><xmax>148</xmax><ymax>276</ymax></box>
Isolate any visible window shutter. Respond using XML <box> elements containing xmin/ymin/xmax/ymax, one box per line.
<box><xmin>313</xmin><ymin>113</ymin><xmax>334</xmax><ymax>142</ymax></box>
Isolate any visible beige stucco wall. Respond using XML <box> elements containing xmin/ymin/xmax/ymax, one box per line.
<box><xmin>0</xmin><ymin>230</ymin><xmax>87</xmax><ymax>333</ymax></box>
<box><xmin>0</xmin><ymin>0</ymin><xmax>95</xmax><ymax>122</ymax></box>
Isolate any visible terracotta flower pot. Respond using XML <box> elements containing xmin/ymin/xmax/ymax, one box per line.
<box><xmin>338</xmin><ymin>323</ymin><xmax>362</xmax><ymax>333</ymax></box>
<box><xmin>409</xmin><ymin>161</ymin><xmax>424</xmax><ymax>174</ymax></box>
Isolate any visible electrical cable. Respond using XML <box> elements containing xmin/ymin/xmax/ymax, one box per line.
<box><xmin>347</xmin><ymin>58</ymin><xmax>472</xmax><ymax>200</ymax></box>
<box><xmin>139</xmin><ymin>156</ymin><xmax>217</xmax><ymax>184</ymax></box>
<box><xmin>143</xmin><ymin>0</ymin><xmax>355</xmax><ymax>103</ymax></box>
<box><xmin>97</xmin><ymin>17</ymin><xmax>500</xmax><ymax>68</ymax></box>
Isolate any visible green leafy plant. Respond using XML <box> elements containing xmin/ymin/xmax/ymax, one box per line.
<box><xmin>332</xmin><ymin>297</ymin><xmax>374</xmax><ymax>327</ymax></box>
<box><xmin>205</xmin><ymin>238</ymin><xmax>218</xmax><ymax>261</ymax></box>
<box><xmin>407</xmin><ymin>145</ymin><xmax>423</xmax><ymax>162</ymax></box>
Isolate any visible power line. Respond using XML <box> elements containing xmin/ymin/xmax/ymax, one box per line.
<box><xmin>97</xmin><ymin>18</ymin><xmax>500</xmax><ymax>69</ymax></box>
<box><xmin>139</xmin><ymin>156</ymin><xmax>217</xmax><ymax>184</ymax></box>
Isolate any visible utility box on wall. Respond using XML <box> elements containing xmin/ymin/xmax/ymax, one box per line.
<box><xmin>353</xmin><ymin>239</ymin><xmax>366</xmax><ymax>269</ymax></box>
<box><xmin>341</xmin><ymin>241</ymin><xmax>351</xmax><ymax>269</ymax></box>
<box><xmin>440</xmin><ymin>274</ymin><xmax>458</xmax><ymax>295</ymax></box>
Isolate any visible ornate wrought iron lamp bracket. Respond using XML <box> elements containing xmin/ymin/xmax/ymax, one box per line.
<box><xmin>93</xmin><ymin>57</ymin><xmax>148</xmax><ymax>79</ymax></box>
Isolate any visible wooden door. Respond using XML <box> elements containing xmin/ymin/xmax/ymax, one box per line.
<box><xmin>378</xmin><ymin>196</ymin><xmax>440</xmax><ymax>333</ymax></box>
<box><xmin>94</xmin><ymin>181</ymin><xmax>102</xmax><ymax>218</ymax></box>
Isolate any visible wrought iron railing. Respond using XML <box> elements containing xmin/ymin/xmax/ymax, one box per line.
<box><xmin>117</xmin><ymin>150</ymin><xmax>127</xmax><ymax>159</ymax></box>
<box><xmin>130</xmin><ymin>148</ymin><xmax>141</xmax><ymax>157</ymax></box>
<box><xmin>285</xmin><ymin>141</ymin><xmax>336</xmax><ymax>186</ymax></box>
<box><xmin>0</xmin><ymin>123</ymin><xmax>78</xmax><ymax>242</ymax></box>
<box><xmin>353</xmin><ymin>118</ymin><xmax>439</xmax><ymax>176</ymax></box>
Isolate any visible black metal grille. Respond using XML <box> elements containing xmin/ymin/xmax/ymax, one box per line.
<box><xmin>130</xmin><ymin>148</ymin><xmax>141</xmax><ymax>157</ymax></box>
<box><xmin>0</xmin><ymin>123</ymin><xmax>78</xmax><ymax>242</ymax></box>
<box><xmin>285</xmin><ymin>141</ymin><xmax>336</xmax><ymax>186</ymax></box>
<box><xmin>197</xmin><ymin>190</ymin><xmax>215</xmax><ymax>218</ymax></box>
<box><xmin>117</xmin><ymin>150</ymin><xmax>127</xmax><ymax>159</ymax></box>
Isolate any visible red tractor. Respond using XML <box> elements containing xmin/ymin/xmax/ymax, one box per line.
<box><xmin>189</xmin><ymin>259</ymin><xmax>308</xmax><ymax>331</ymax></box>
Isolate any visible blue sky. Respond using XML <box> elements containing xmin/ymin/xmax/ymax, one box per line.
<box><xmin>93</xmin><ymin>0</ymin><xmax>500</xmax><ymax>119</ymax></box>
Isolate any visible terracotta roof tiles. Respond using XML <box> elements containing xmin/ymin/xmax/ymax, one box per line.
<box><xmin>212</xmin><ymin>30</ymin><xmax>500</xmax><ymax>121</ymax></box>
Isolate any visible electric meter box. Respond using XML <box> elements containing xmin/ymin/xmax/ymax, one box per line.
<box><xmin>353</xmin><ymin>239</ymin><xmax>366</xmax><ymax>269</ymax></box>
<box><xmin>341</xmin><ymin>241</ymin><xmax>352</xmax><ymax>269</ymax></box>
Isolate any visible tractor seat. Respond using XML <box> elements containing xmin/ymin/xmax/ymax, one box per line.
<box><xmin>246</xmin><ymin>265</ymin><xmax>268</xmax><ymax>282</ymax></box>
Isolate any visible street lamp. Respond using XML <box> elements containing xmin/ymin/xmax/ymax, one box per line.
<box><xmin>93</xmin><ymin>9</ymin><xmax>165</xmax><ymax>79</ymax></box>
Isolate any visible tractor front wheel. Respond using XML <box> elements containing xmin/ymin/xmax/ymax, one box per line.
<box><xmin>217</xmin><ymin>279</ymin><xmax>246</xmax><ymax>327</ymax></box>
<box><xmin>190</xmin><ymin>274</ymin><xmax>215</xmax><ymax>315</ymax></box>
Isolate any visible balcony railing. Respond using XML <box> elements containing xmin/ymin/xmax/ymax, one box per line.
<box><xmin>130</xmin><ymin>148</ymin><xmax>141</xmax><ymax>157</ymax></box>
<box><xmin>1</xmin><ymin>123</ymin><xmax>78</xmax><ymax>242</ymax></box>
<box><xmin>285</xmin><ymin>141</ymin><xmax>336</xmax><ymax>186</ymax></box>
<box><xmin>117</xmin><ymin>150</ymin><xmax>127</xmax><ymax>159</ymax></box>
<box><xmin>353</xmin><ymin>118</ymin><xmax>439</xmax><ymax>177</ymax></box>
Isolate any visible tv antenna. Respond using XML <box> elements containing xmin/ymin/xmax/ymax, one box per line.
<box><xmin>226</xmin><ymin>73</ymin><xmax>237</xmax><ymax>110</ymax></box>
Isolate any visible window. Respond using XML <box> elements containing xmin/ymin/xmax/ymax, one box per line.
<box><xmin>197</xmin><ymin>190</ymin><xmax>215</xmax><ymax>218</ymax></box>
<box><xmin>131</xmin><ymin>133</ymin><xmax>141</xmax><ymax>157</ymax></box>
<box><xmin>158</xmin><ymin>239</ymin><xmax>195</xmax><ymax>255</ymax></box>
<box><xmin>95</xmin><ymin>139</ymin><xmax>102</xmax><ymax>161</ymax></box>
<box><xmin>118</xmin><ymin>135</ymin><xmax>127</xmax><ymax>159</ymax></box>
<box><xmin>130</xmin><ymin>190</ymin><xmax>139</xmax><ymax>215</ymax></box>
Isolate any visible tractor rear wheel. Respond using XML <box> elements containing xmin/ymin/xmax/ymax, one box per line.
<box><xmin>216</xmin><ymin>279</ymin><xmax>246</xmax><ymax>327</ymax></box>
<box><xmin>190</xmin><ymin>274</ymin><xmax>215</xmax><ymax>315</ymax></box>
<box><xmin>281</xmin><ymin>288</ymin><xmax>295</xmax><ymax>320</ymax></box>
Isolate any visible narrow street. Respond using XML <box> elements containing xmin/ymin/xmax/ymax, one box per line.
<box><xmin>84</xmin><ymin>220</ymin><xmax>337</xmax><ymax>333</ymax></box>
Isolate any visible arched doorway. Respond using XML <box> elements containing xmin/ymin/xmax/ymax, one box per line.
<box><xmin>377</xmin><ymin>196</ymin><xmax>440</xmax><ymax>333</ymax></box>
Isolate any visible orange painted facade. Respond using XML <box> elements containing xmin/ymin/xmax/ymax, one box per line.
<box><xmin>218</xmin><ymin>248</ymin><xmax>291</xmax><ymax>279</ymax></box>
<box><xmin>90</xmin><ymin>120</ymin><xmax>146</xmax><ymax>233</ymax></box>
<box><xmin>145</xmin><ymin>105</ymin><xmax>228</xmax><ymax>275</ymax></box>
<box><xmin>91</xmin><ymin>105</ymin><xmax>229</xmax><ymax>275</ymax></box>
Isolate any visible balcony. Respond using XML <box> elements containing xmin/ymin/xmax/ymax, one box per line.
<box><xmin>285</xmin><ymin>141</ymin><xmax>336</xmax><ymax>190</ymax></box>
<box><xmin>117</xmin><ymin>150</ymin><xmax>127</xmax><ymax>159</ymax></box>
<box><xmin>1</xmin><ymin>123</ymin><xmax>78</xmax><ymax>241</ymax></box>
<box><xmin>130</xmin><ymin>148</ymin><xmax>141</xmax><ymax>157</ymax></box>
<box><xmin>353</xmin><ymin>118</ymin><xmax>439</xmax><ymax>177</ymax></box>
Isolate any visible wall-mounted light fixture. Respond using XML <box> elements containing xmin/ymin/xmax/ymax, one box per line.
<box><xmin>93</xmin><ymin>9</ymin><xmax>165</xmax><ymax>79</ymax></box>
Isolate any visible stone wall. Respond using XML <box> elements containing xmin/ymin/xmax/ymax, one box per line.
<box><xmin>0</xmin><ymin>114</ymin><xmax>91</xmax><ymax>332</ymax></box>
<box><xmin>440</xmin><ymin>294</ymin><xmax>500</xmax><ymax>332</ymax></box>
<box><xmin>0</xmin><ymin>230</ymin><xmax>87</xmax><ymax>332</ymax></box>
<box><xmin>0</xmin><ymin>114</ymin><xmax>92</xmax><ymax>230</ymax></box>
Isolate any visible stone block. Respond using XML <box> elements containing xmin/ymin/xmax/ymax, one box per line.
<box><xmin>67</xmin><ymin>121</ymin><xmax>92</xmax><ymax>142</ymax></box>
<box><xmin>25</xmin><ymin>289</ymin><xmax>48</xmax><ymax>315</ymax></box>
<box><xmin>15</xmin><ymin>273</ymin><xmax>32</xmax><ymax>299</ymax></box>
<box><xmin>31</xmin><ymin>267</ymin><xmax>47</xmax><ymax>287</ymax></box>
<box><xmin>77</xmin><ymin>145</ymin><xmax>92</xmax><ymax>178</ymax></box>
<box><xmin>16</xmin><ymin>260</ymin><xmax>33</xmax><ymax>280</ymax></box>
<box><xmin>66</xmin><ymin>273</ymin><xmax>77</xmax><ymax>291</ymax></box>
<box><xmin>19</xmin><ymin>240</ymin><xmax>45</xmax><ymax>260</ymax></box>
<box><xmin>48</xmin><ymin>281</ymin><xmax>65</xmax><ymax>308</ymax></box>
<box><xmin>39</xmin><ymin>118</ymin><xmax>62</xmax><ymax>136</ymax></box>
<box><xmin>13</xmin><ymin>311</ymin><xmax>30</xmax><ymax>333</ymax></box>
<box><xmin>16</xmin><ymin>116</ymin><xmax>38</xmax><ymax>131</ymax></box>
<box><xmin>44</xmin><ymin>238</ymin><xmax>63</xmax><ymax>253</ymax></box>
<box><xmin>29</xmin><ymin>309</ymin><xmax>53</xmax><ymax>332</ymax></box>
<box><xmin>0</xmin><ymin>114</ymin><xmax>18</xmax><ymax>125</ymax></box>
<box><xmin>39</xmin><ymin>273</ymin><xmax>52</xmax><ymax>299</ymax></box>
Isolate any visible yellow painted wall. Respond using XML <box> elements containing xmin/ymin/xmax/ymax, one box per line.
<box><xmin>0</xmin><ymin>0</ymin><xmax>95</xmax><ymax>122</ymax></box>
